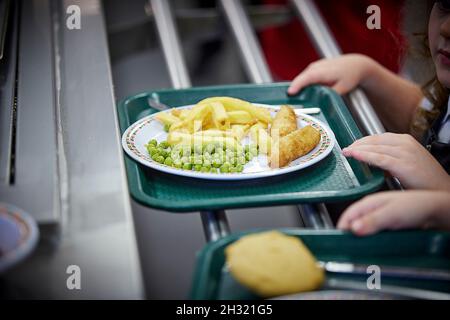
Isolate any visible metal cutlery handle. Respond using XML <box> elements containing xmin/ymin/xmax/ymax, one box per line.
<box><xmin>148</xmin><ymin>97</ymin><xmax>170</xmax><ymax>111</ymax></box>
<box><xmin>321</xmin><ymin>261</ymin><xmax>450</xmax><ymax>282</ymax></box>
<box><xmin>148</xmin><ymin>99</ymin><xmax>322</xmax><ymax>115</ymax></box>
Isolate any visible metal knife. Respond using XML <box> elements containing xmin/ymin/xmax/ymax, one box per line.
<box><xmin>148</xmin><ymin>98</ymin><xmax>170</xmax><ymax>111</ymax></box>
<box><xmin>148</xmin><ymin>98</ymin><xmax>321</xmax><ymax>115</ymax></box>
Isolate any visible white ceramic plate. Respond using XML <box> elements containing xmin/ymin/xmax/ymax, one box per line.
<box><xmin>121</xmin><ymin>104</ymin><xmax>335</xmax><ymax>180</ymax></box>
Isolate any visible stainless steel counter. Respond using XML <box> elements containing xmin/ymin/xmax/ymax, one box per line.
<box><xmin>0</xmin><ymin>0</ymin><xmax>143</xmax><ymax>299</ymax></box>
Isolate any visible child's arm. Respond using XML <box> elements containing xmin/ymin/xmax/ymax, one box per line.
<box><xmin>288</xmin><ymin>54</ymin><xmax>423</xmax><ymax>133</ymax></box>
<box><xmin>337</xmin><ymin>191</ymin><xmax>450</xmax><ymax>236</ymax></box>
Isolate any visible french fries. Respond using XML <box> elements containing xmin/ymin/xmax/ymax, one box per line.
<box><xmin>194</xmin><ymin>130</ymin><xmax>236</xmax><ymax>139</ymax></box>
<box><xmin>210</xmin><ymin>102</ymin><xmax>229</xmax><ymax>130</ymax></box>
<box><xmin>153</xmin><ymin>98</ymin><xmax>321</xmax><ymax>170</ymax></box>
<box><xmin>227</xmin><ymin>111</ymin><xmax>255</xmax><ymax>125</ymax></box>
<box><xmin>198</xmin><ymin>97</ymin><xmax>273</xmax><ymax>124</ymax></box>
<box><xmin>161</xmin><ymin>97</ymin><xmax>270</xmax><ymax>134</ymax></box>
<box><xmin>231</xmin><ymin>124</ymin><xmax>250</xmax><ymax>141</ymax></box>
<box><xmin>155</xmin><ymin>112</ymin><xmax>181</xmax><ymax>127</ymax></box>
<box><xmin>250</xmin><ymin>122</ymin><xmax>272</xmax><ymax>155</ymax></box>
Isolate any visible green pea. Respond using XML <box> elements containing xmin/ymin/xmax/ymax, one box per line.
<box><xmin>205</xmin><ymin>143</ymin><xmax>215</xmax><ymax>154</ymax></box>
<box><xmin>160</xmin><ymin>149</ymin><xmax>168</xmax><ymax>158</ymax></box>
<box><xmin>156</xmin><ymin>156</ymin><xmax>165</xmax><ymax>164</ymax></box>
<box><xmin>229</xmin><ymin>166</ymin><xmax>237</xmax><ymax>173</ymax></box>
<box><xmin>193</xmin><ymin>156</ymin><xmax>203</xmax><ymax>165</ymax></box>
<box><xmin>183</xmin><ymin>163</ymin><xmax>192</xmax><ymax>170</ymax></box>
<box><xmin>194</xmin><ymin>145</ymin><xmax>203</xmax><ymax>155</ymax></box>
<box><xmin>164</xmin><ymin>157</ymin><xmax>173</xmax><ymax>166</ymax></box>
<box><xmin>236</xmin><ymin>164</ymin><xmax>244</xmax><ymax>172</ymax></box>
<box><xmin>220</xmin><ymin>165</ymin><xmax>229</xmax><ymax>173</ymax></box>
<box><xmin>200</xmin><ymin>166</ymin><xmax>210</xmax><ymax>173</ymax></box>
<box><xmin>250</xmin><ymin>147</ymin><xmax>259</xmax><ymax>157</ymax></box>
<box><xmin>210</xmin><ymin>168</ymin><xmax>218</xmax><ymax>174</ymax></box>
<box><xmin>148</xmin><ymin>147</ymin><xmax>158</xmax><ymax>157</ymax></box>
<box><xmin>170</xmin><ymin>150</ymin><xmax>181</xmax><ymax>161</ymax></box>
<box><xmin>181</xmin><ymin>156</ymin><xmax>190</xmax><ymax>164</ymax></box>
<box><xmin>194</xmin><ymin>164</ymin><xmax>202</xmax><ymax>171</ymax></box>
<box><xmin>245</xmin><ymin>152</ymin><xmax>253</xmax><ymax>161</ymax></box>
<box><xmin>203</xmin><ymin>153</ymin><xmax>211</xmax><ymax>162</ymax></box>
<box><xmin>212</xmin><ymin>159</ymin><xmax>222</xmax><ymax>168</ymax></box>
<box><xmin>159</xmin><ymin>141</ymin><xmax>169</xmax><ymax>149</ymax></box>
<box><xmin>164</xmin><ymin>124</ymin><xmax>170</xmax><ymax>132</ymax></box>
<box><xmin>173</xmin><ymin>159</ymin><xmax>182</xmax><ymax>168</ymax></box>
<box><xmin>151</xmin><ymin>153</ymin><xmax>160</xmax><ymax>161</ymax></box>
<box><xmin>171</xmin><ymin>144</ymin><xmax>181</xmax><ymax>153</ymax></box>
<box><xmin>181</xmin><ymin>145</ymin><xmax>192</xmax><ymax>157</ymax></box>
<box><xmin>148</xmin><ymin>139</ymin><xmax>158</xmax><ymax>147</ymax></box>
<box><xmin>215</xmin><ymin>148</ymin><xmax>224</xmax><ymax>155</ymax></box>
<box><xmin>203</xmin><ymin>159</ymin><xmax>212</xmax><ymax>168</ymax></box>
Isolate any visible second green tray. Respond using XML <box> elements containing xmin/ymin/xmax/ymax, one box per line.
<box><xmin>190</xmin><ymin>230</ymin><xmax>450</xmax><ymax>300</ymax></box>
<box><xmin>117</xmin><ymin>83</ymin><xmax>385</xmax><ymax>212</ymax></box>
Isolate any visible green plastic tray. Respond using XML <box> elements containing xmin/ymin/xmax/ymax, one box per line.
<box><xmin>117</xmin><ymin>83</ymin><xmax>385</xmax><ymax>212</ymax></box>
<box><xmin>190</xmin><ymin>229</ymin><xmax>450</xmax><ymax>300</ymax></box>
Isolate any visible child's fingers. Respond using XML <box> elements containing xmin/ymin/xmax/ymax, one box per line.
<box><xmin>288</xmin><ymin>68</ymin><xmax>334</xmax><ymax>95</ymax></box>
<box><xmin>345</xmin><ymin>192</ymin><xmax>440</xmax><ymax>236</ymax></box>
<box><xmin>350</xmin><ymin>207</ymin><xmax>394</xmax><ymax>236</ymax></box>
<box><xmin>350</xmin><ymin>197</ymin><xmax>414</xmax><ymax>236</ymax></box>
<box><xmin>343</xmin><ymin>149</ymin><xmax>399</xmax><ymax>172</ymax></box>
<box><xmin>343</xmin><ymin>144</ymin><xmax>408</xmax><ymax>160</ymax></box>
<box><xmin>337</xmin><ymin>193</ymin><xmax>388</xmax><ymax>230</ymax></box>
<box><xmin>348</xmin><ymin>133</ymin><xmax>403</xmax><ymax>147</ymax></box>
<box><xmin>331</xmin><ymin>81</ymin><xmax>351</xmax><ymax>95</ymax></box>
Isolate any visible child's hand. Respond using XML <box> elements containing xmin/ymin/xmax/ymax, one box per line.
<box><xmin>337</xmin><ymin>191</ymin><xmax>450</xmax><ymax>236</ymax></box>
<box><xmin>287</xmin><ymin>54</ymin><xmax>375</xmax><ymax>96</ymax></box>
<box><xmin>343</xmin><ymin>133</ymin><xmax>450</xmax><ymax>191</ymax></box>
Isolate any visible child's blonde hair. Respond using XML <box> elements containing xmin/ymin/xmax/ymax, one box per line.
<box><xmin>404</xmin><ymin>0</ymin><xmax>449</xmax><ymax>139</ymax></box>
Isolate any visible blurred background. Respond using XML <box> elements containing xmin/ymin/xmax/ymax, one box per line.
<box><xmin>0</xmin><ymin>0</ymin><xmax>418</xmax><ymax>299</ymax></box>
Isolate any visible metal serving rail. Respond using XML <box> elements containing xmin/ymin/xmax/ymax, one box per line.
<box><xmin>291</xmin><ymin>0</ymin><xmax>403</xmax><ymax>191</ymax></box>
<box><xmin>291</xmin><ymin>0</ymin><xmax>385</xmax><ymax>136</ymax></box>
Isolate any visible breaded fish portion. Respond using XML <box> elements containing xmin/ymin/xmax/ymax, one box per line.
<box><xmin>270</xmin><ymin>105</ymin><xmax>297</xmax><ymax>138</ymax></box>
<box><xmin>270</xmin><ymin>125</ymin><xmax>321</xmax><ymax>169</ymax></box>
